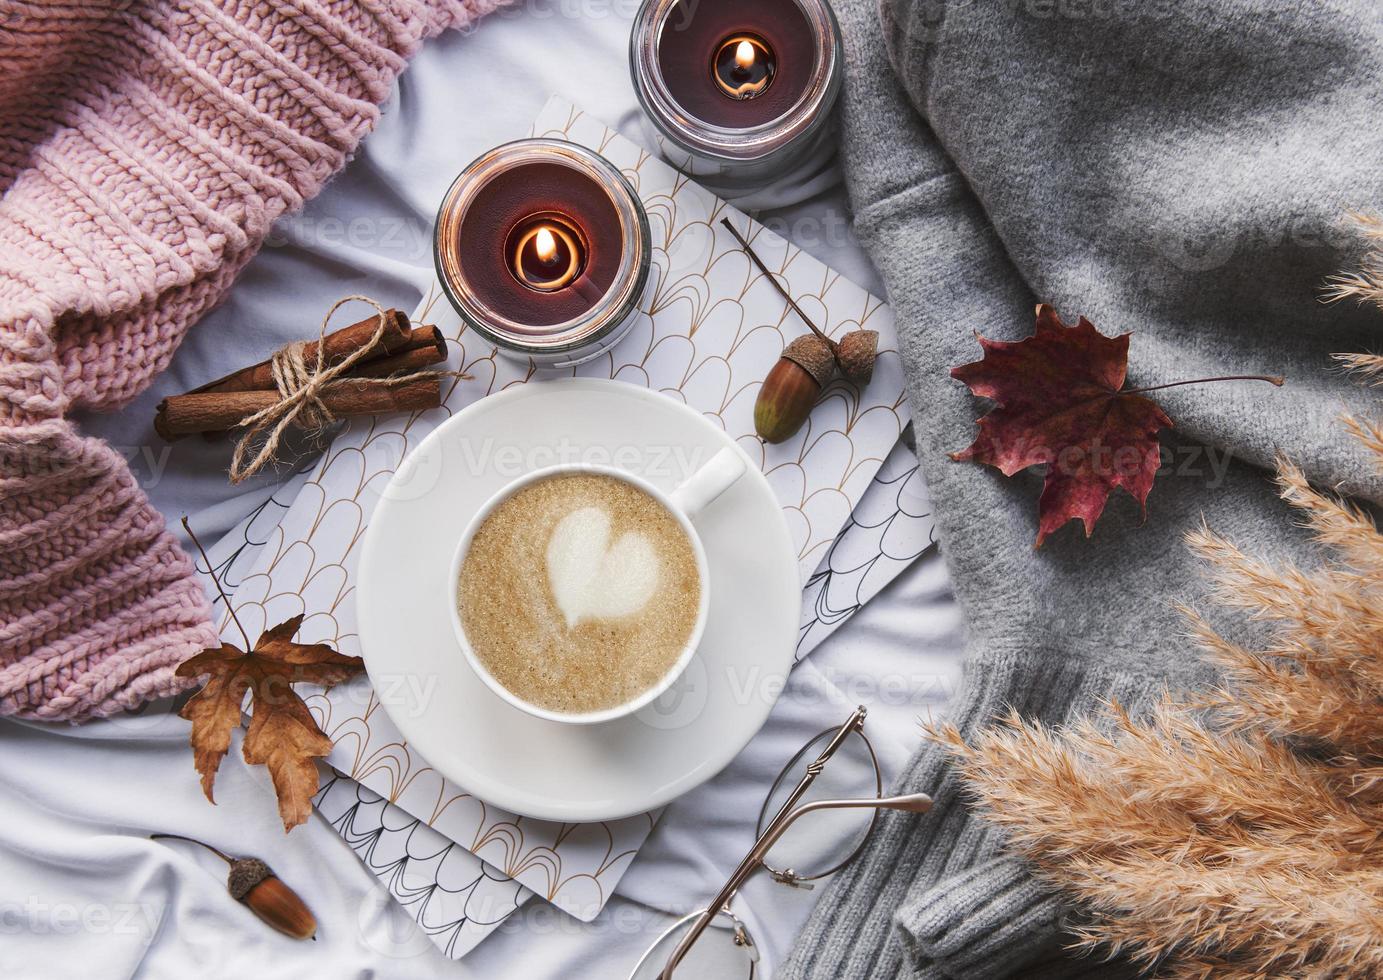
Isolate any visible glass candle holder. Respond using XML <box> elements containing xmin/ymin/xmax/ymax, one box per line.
<box><xmin>434</xmin><ymin>139</ymin><xmax>653</xmax><ymax>368</ymax></box>
<box><xmin>629</xmin><ymin>0</ymin><xmax>842</xmax><ymax>200</ymax></box>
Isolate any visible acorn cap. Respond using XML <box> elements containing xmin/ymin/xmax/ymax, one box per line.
<box><xmin>836</xmin><ymin>330</ymin><xmax>878</xmax><ymax>385</ymax></box>
<box><xmin>228</xmin><ymin>857</ymin><xmax>274</xmax><ymax>900</ymax></box>
<box><xmin>781</xmin><ymin>334</ymin><xmax>837</xmax><ymax>388</ymax></box>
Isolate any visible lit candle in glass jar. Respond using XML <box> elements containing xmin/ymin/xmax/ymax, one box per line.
<box><xmin>434</xmin><ymin>140</ymin><xmax>652</xmax><ymax>368</ymax></box>
<box><xmin>630</xmin><ymin>0</ymin><xmax>842</xmax><ymax>200</ymax></box>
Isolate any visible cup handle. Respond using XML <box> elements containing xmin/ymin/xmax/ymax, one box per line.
<box><xmin>669</xmin><ymin>447</ymin><xmax>747</xmax><ymax>521</ymax></box>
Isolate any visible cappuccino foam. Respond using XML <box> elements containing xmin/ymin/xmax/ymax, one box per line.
<box><xmin>457</xmin><ymin>473</ymin><xmax>701</xmax><ymax>714</ymax></box>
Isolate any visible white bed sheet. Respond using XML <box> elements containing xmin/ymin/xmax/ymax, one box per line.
<box><xmin>2</xmin><ymin>8</ymin><xmax>966</xmax><ymax>978</ymax></box>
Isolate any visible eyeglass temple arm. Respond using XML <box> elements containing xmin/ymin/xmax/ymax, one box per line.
<box><xmin>658</xmin><ymin>792</ymin><xmax>932</xmax><ymax>980</ymax></box>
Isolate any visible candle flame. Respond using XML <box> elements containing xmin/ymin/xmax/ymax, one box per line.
<box><xmin>535</xmin><ymin>227</ymin><xmax>558</xmax><ymax>262</ymax></box>
<box><xmin>734</xmin><ymin>39</ymin><xmax>755</xmax><ymax>71</ymax></box>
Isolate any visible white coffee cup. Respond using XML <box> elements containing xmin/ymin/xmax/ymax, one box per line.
<box><xmin>448</xmin><ymin>446</ymin><xmax>747</xmax><ymax>725</ymax></box>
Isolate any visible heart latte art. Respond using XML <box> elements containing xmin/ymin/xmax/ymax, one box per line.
<box><xmin>457</xmin><ymin>473</ymin><xmax>701</xmax><ymax>714</ymax></box>
<box><xmin>546</xmin><ymin>507</ymin><xmax>659</xmax><ymax>627</ymax></box>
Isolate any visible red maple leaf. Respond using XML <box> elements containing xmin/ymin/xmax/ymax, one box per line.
<box><xmin>950</xmin><ymin>305</ymin><xmax>1173</xmax><ymax>546</ymax></box>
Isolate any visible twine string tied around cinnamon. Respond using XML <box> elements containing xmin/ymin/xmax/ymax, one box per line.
<box><xmin>229</xmin><ymin>296</ymin><xmax>449</xmax><ymax>483</ymax></box>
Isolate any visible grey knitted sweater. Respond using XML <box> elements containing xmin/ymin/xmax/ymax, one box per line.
<box><xmin>782</xmin><ymin>1</ymin><xmax>1383</xmax><ymax>978</ymax></box>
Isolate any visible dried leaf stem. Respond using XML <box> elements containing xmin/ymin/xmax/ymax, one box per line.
<box><xmin>1121</xmin><ymin>374</ymin><xmax>1285</xmax><ymax>395</ymax></box>
<box><xmin>182</xmin><ymin>516</ymin><xmax>251</xmax><ymax>650</ymax></box>
<box><xmin>720</xmin><ymin>217</ymin><xmax>837</xmax><ymax>354</ymax></box>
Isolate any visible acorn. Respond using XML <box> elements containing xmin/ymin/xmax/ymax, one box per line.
<box><xmin>836</xmin><ymin>329</ymin><xmax>879</xmax><ymax>385</ymax></box>
<box><xmin>755</xmin><ymin>334</ymin><xmax>836</xmax><ymax>443</ymax></box>
<box><xmin>721</xmin><ymin>215</ymin><xmax>881</xmax><ymax>440</ymax></box>
<box><xmin>152</xmin><ymin>834</ymin><xmax>317</xmax><ymax>940</ymax></box>
<box><xmin>228</xmin><ymin>857</ymin><xmax>318</xmax><ymax>940</ymax></box>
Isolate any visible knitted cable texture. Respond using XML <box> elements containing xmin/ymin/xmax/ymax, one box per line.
<box><xmin>0</xmin><ymin>0</ymin><xmax>503</xmax><ymax>722</ymax></box>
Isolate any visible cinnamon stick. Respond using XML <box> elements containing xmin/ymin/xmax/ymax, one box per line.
<box><xmin>194</xmin><ymin>309</ymin><xmax>413</xmax><ymax>395</ymax></box>
<box><xmin>155</xmin><ymin>377</ymin><xmax>441</xmax><ymax>440</ymax></box>
<box><xmin>346</xmin><ymin>326</ymin><xmax>447</xmax><ymax>379</ymax></box>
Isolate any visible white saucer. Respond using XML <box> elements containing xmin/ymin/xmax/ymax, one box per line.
<box><xmin>356</xmin><ymin>379</ymin><xmax>799</xmax><ymax>822</ymax></box>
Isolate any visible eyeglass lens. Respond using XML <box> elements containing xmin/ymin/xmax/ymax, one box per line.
<box><xmin>755</xmin><ymin>726</ymin><xmax>883</xmax><ymax>883</ymax></box>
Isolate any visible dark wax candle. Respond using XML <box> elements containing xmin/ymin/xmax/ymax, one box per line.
<box><xmin>436</xmin><ymin>140</ymin><xmax>652</xmax><ymax>366</ymax></box>
<box><xmin>453</xmin><ymin>161</ymin><xmax>621</xmax><ymax>327</ymax></box>
<box><xmin>656</xmin><ymin>0</ymin><xmax>815</xmax><ymax>129</ymax></box>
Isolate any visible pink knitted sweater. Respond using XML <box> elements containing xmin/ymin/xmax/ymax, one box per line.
<box><xmin>0</xmin><ymin>0</ymin><xmax>501</xmax><ymax>722</ymax></box>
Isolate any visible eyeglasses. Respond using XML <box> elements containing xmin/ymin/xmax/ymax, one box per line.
<box><xmin>627</xmin><ymin>706</ymin><xmax>933</xmax><ymax>979</ymax></box>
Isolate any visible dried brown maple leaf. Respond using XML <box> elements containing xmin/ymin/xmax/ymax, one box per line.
<box><xmin>951</xmin><ymin>305</ymin><xmax>1281</xmax><ymax>546</ymax></box>
<box><xmin>176</xmin><ymin>521</ymin><xmax>362</xmax><ymax>831</ymax></box>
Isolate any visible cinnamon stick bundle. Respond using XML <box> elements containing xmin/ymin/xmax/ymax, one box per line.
<box><xmin>156</xmin><ymin>313</ymin><xmax>451</xmax><ymax>440</ymax></box>
<box><xmin>194</xmin><ymin>309</ymin><xmax>413</xmax><ymax>395</ymax></box>
<box><xmin>155</xmin><ymin>377</ymin><xmax>441</xmax><ymax>441</ymax></box>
